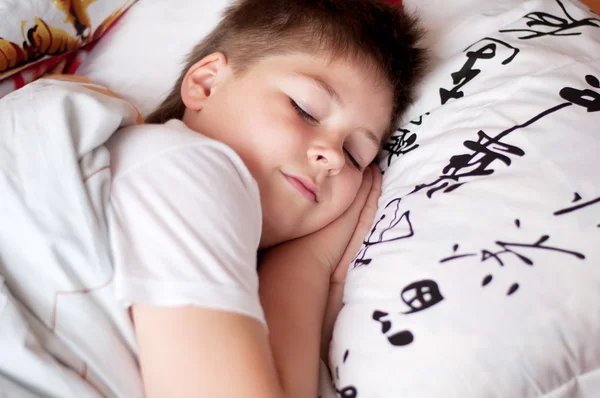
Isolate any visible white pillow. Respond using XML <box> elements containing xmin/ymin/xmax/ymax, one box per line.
<box><xmin>77</xmin><ymin>0</ymin><xmax>233</xmax><ymax>116</ymax></box>
<box><xmin>329</xmin><ymin>0</ymin><xmax>600</xmax><ymax>397</ymax></box>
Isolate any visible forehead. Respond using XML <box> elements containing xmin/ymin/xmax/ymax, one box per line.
<box><xmin>247</xmin><ymin>52</ymin><xmax>394</xmax><ymax>138</ymax></box>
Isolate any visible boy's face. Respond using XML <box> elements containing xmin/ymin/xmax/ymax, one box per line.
<box><xmin>182</xmin><ymin>52</ymin><xmax>393</xmax><ymax>248</ymax></box>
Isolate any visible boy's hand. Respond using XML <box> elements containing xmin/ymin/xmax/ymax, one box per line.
<box><xmin>330</xmin><ymin>164</ymin><xmax>382</xmax><ymax>283</ymax></box>
<box><xmin>319</xmin><ymin>164</ymin><xmax>382</xmax><ymax>361</ymax></box>
<box><xmin>310</xmin><ymin>164</ymin><xmax>382</xmax><ymax>277</ymax></box>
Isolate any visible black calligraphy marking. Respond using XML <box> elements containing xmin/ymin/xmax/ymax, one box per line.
<box><xmin>465</xmin><ymin>38</ymin><xmax>520</xmax><ymax>65</ymax></box>
<box><xmin>441</xmin><ymin>243</ymin><xmax>478</xmax><ymax>262</ymax></box>
<box><xmin>440</xmin><ymin>38</ymin><xmax>519</xmax><ymax>105</ymax></box>
<box><xmin>401</xmin><ymin>280</ymin><xmax>444</xmax><ymax>314</ymax></box>
<box><xmin>481</xmin><ymin>274</ymin><xmax>519</xmax><ymax>295</ymax></box>
<box><xmin>500</xmin><ymin>0</ymin><xmax>600</xmax><ymax>39</ymax></box>
<box><xmin>353</xmin><ymin>198</ymin><xmax>414</xmax><ymax>268</ymax></box>
<box><xmin>559</xmin><ymin>74</ymin><xmax>600</xmax><ymax>112</ymax></box>
<box><xmin>483</xmin><ymin>235</ymin><xmax>585</xmax><ymax>266</ymax></box>
<box><xmin>482</xmin><ymin>274</ymin><xmax>493</xmax><ymax>286</ymax></box>
<box><xmin>337</xmin><ymin>386</ymin><xmax>358</xmax><ymax>398</ymax></box>
<box><xmin>410</xmin><ymin>102</ymin><xmax>572</xmax><ymax>198</ymax></box>
<box><xmin>383</xmin><ymin>128</ymin><xmax>419</xmax><ymax>167</ymax></box>
<box><xmin>554</xmin><ymin>195</ymin><xmax>600</xmax><ymax>215</ymax></box>
<box><xmin>334</xmin><ymin>350</ymin><xmax>358</xmax><ymax>398</ymax></box>
<box><xmin>372</xmin><ymin>280</ymin><xmax>443</xmax><ymax>347</ymax></box>
<box><xmin>507</xmin><ymin>283</ymin><xmax>520</xmax><ymax>295</ymax></box>
<box><xmin>410</xmin><ymin>113</ymin><xmax>430</xmax><ymax>126</ymax></box>
<box><xmin>382</xmin><ymin>113</ymin><xmax>431</xmax><ymax>167</ymax></box>
<box><xmin>373</xmin><ymin>311</ymin><xmax>392</xmax><ymax>333</ymax></box>
<box><xmin>373</xmin><ymin>311</ymin><xmax>414</xmax><ymax>347</ymax></box>
<box><xmin>441</xmin><ymin>220</ymin><xmax>585</xmax><ymax>295</ymax></box>
<box><xmin>554</xmin><ymin>191</ymin><xmax>599</xmax><ymax>231</ymax></box>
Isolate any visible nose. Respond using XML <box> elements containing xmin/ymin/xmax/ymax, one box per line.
<box><xmin>307</xmin><ymin>142</ymin><xmax>345</xmax><ymax>176</ymax></box>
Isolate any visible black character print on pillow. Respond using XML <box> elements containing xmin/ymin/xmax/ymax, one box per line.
<box><xmin>373</xmin><ymin>311</ymin><xmax>414</xmax><ymax>347</ymax></box>
<box><xmin>554</xmin><ymin>192</ymin><xmax>600</xmax><ymax>229</ymax></box>
<box><xmin>440</xmin><ymin>38</ymin><xmax>519</xmax><ymax>105</ymax></box>
<box><xmin>555</xmin><ymin>192</ymin><xmax>600</xmax><ymax>216</ymax></box>
<box><xmin>412</xmin><ymin>73</ymin><xmax>599</xmax><ymax>199</ymax></box>
<box><xmin>500</xmin><ymin>0</ymin><xmax>600</xmax><ymax>40</ymax></box>
<box><xmin>560</xmin><ymin>74</ymin><xmax>600</xmax><ymax>113</ymax></box>
<box><xmin>332</xmin><ymin>350</ymin><xmax>358</xmax><ymax>398</ymax></box>
<box><xmin>353</xmin><ymin>198</ymin><xmax>414</xmax><ymax>268</ymax></box>
<box><xmin>409</xmin><ymin>126</ymin><xmax>527</xmax><ymax>198</ymax></box>
<box><xmin>400</xmin><ymin>280</ymin><xmax>444</xmax><ymax>314</ymax></box>
<box><xmin>440</xmin><ymin>219</ymin><xmax>585</xmax><ymax>296</ymax></box>
<box><xmin>381</xmin><ymin>113</ymin><xmax>430</xmax><ymax>169</ymax></box>
<box><xmin>372</xmin><ymin>279</ymin><xmax>444</xmax><ymax>347</ymax></box>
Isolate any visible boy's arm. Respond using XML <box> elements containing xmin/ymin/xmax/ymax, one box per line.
<box><xmin>132</xmin><ymin>305</ymin><xmax>283</xmax><ymax>398</ymax></box>
<box><xmin>131</xmin><ymin>166</ymin><xmax>379</xmax><ymax>398</ymax></box>
<box><xmin>257</xmin><ymin>240</ymin><xmax>331</xmax><ymax>397</ymax></box>
<box><xmin>321</xmin><ymin>166</ymin><xmax>382</xmax><ymax>361</ymax></box>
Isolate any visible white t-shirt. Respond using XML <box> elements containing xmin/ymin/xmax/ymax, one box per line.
<box><xmin>106</xmin><ymin>119</ymin><xmax>265</xmax><ymax>326</ymax></box>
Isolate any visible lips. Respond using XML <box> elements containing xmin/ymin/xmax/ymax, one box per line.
<box><xmin>283</xmin><ymin>173</ymin><xmax>319</xmax><ymax>202</ymax></box>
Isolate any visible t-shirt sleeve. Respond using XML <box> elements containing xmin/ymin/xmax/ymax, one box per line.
<box><xmin>107</xmin><ymin>143</ymin><xmax>265</xmax><ymax>326</ymax></box>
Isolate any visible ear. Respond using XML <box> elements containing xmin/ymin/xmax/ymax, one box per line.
<box><xmin>181</xmin><ymin>52</ymin><xmax>231</xmax><ymax>111</ymax></box>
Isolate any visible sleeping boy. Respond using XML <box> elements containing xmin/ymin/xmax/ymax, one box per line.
<box><xmin>108</xmin><ymin>0</ymin><xmax>426</xmax><ymax>396</ymax></box>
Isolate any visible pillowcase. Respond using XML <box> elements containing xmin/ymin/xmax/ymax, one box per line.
<box><xmin>0</xmin><ymin>0</ymin><xmax>136</xmax><ymax>98</ymax></box>
<box><xmin>327</xmin><ymin>0</ymin><xmax>600</xmax><ymax>397</ymax></box>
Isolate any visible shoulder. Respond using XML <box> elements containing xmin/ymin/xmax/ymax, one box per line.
<box><xmin>106</xmin><ymin>119</ymin><xmax>261</xmax><ymax>237</ymax></box>
<box><xmin>107</xmin><ymin>119</ymin><xmax>256</xmax><ymax>191</ymax></box>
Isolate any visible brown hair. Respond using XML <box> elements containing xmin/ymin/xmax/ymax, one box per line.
<box><xmin>146</xmin><ymin>0</ymin><xmax>427</xmax><ymax>136</ymax></box>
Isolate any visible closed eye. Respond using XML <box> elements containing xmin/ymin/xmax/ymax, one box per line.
<box><xmin>290</xmin><ymin>97</ymin><xmax>363</xmax><ymax>171</ymax></box>
<box><xmin>344</xmin><ymin>148</ymin><xmax>362</xmax><ymax>170</ymax></box>
<box><xmin>290</xmin><ymin>98</ymin><xmax>319</xmax><ymax>124</ymax></box>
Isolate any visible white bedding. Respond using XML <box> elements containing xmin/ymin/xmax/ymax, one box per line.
<box><xmin>0</xmin><ymin>78</ymin><xmax>143</xmax><ymax>397</ymax></box>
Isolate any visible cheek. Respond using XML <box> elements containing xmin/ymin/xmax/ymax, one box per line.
<box><xmin>222</xmin><ymin>99</ymin><xmax>289</xmax><ymax>170</ymax></box>
<box><xmin>329</xmin><ymin>171</ymin><xmax>363</xmax><ymax>216</ymax></box>
<box><xmin>248</xmin><ymin>108</ymin><xmax>307</xmax><ymax>162</ymax></box>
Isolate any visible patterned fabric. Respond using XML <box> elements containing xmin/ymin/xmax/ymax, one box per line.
<box><xmin>328</xmin><ymin>0</ymin><xmax>600</xmax><ymax>396</ymax></box>
<box><xmin>0</xmin><ymin>0</ymin><xmax>136</xmax><ymax>98</ymax></box>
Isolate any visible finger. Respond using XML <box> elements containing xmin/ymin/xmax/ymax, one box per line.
<box><xmin>331</xmin><ymin>166</ymin><xmax>382</xmax><ymax>282</ymax></box>
<box><xmin>319</xmin><ymin>164</ymin><xmax>373</xmax><ymax>238</ymax></box>
<box><xmin>357</xmin><ymin>164</ymin><xmax>382</xmax><ymax>229</ymax></box>
<box><xmin>342</xmin><ymin>164</ymin><xmax>375</xmax><ymax>218</ymax></box>
<box><xmin>310</xmin><ymin>165</ymin><xmax>375</xmax><ymax>270</ymax></box>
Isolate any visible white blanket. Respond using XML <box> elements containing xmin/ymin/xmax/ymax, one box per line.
<box><xmin>0</xmin><ymin>78</ymin><xmax>144</xmax><ymax>397</ymax></box>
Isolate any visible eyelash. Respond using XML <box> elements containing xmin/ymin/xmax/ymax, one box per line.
<box><xmin>289</xmin><ymin>98</ymin><xmax>362</xmax><ymax>170</ymax></box>
<box><xmin>290</xmin><ymin>98</ymin><xmax>318</xmax><ymax>124</ymax></box>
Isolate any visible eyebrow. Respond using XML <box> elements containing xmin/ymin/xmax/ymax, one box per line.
<box><xmin>294</xmin><ymin>72</ymin><xmax>343</xmax><ymax>106</ymax></box>
<box><xmin>363</xmin><ymin>130</ymin><xmax>383</xmax><ymax>149</ymax></box>
<box><xmin>294</xmin><ymin>72</ymin><xmax>384</xmax><ymax>150</ymax></box>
